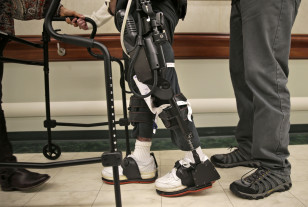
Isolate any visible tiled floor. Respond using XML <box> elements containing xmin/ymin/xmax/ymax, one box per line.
<box><xmin>1</xmin><ymin>145</ymin><xmax>307</xmax><ymax>207</ymax></box>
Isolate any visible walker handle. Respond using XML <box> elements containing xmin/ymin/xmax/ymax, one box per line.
<box><xmin>44</xmin><ymin>0</ymin><xmax>94</xmax><ymax>48</ymax></box>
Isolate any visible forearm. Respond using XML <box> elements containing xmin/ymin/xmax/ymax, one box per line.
<box><xmin>109</xmin><ymin>0</ymin><xmax>117</xmax><ymax>16</ymax></box>
<box><xmin>86</xmin><ymin>3</ymin><xmax>112</xmax><ymax>29</ymax></box>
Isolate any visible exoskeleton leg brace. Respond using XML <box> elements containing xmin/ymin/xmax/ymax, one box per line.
<box><xmin>117</xmin><ymin>0</ymin><xmax>199</xmax><ymax>157</ymax></box>
<box><xmin>116</xmin><ymin>0</ymin><xmax>220</xmax><ymax>189</ymax></box>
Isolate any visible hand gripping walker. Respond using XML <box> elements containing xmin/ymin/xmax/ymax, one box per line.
<box><xmin>115</xmin><ymin>0</ymin><xmax>220</xmax><ymax>196</ymax></box>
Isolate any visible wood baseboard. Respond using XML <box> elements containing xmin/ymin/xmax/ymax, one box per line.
<box><xmin>4</xmin><ymin>33</ymin><xmax>308</xmax><ymax>61</ymax></box>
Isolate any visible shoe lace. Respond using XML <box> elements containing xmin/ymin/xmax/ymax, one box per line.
<box><xmin>228</xmin><ymin>146</ymin><xmax>237</xmax><ymax>151</ymax></box>
<box><xmin>164</xmin><ymin>168</ymin><xmax>181</xmax><ymax>182</ymax></box>
<box><xmin>169</xmin><ymin>158</ymin><xmax>192</xmax><ymax>181</ymax></box>
<box><xmin>225</xmin><ymin>146</ymin><xmax>240</xmax><ymax>158</ymax></box>
<box><xmin>241</xmin><ymin>167</ymin><xmax>268</xmax><ymax>184</ymax></box>
<box><xmin>227</xmin><ymin>146</ymin><xmax>239</xmax><ymax>152</ymax></box>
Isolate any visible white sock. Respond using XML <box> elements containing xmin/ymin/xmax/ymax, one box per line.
<box><xmin>132</xmin><ymin>140</ymin><xmax>152</xmax><ymax>163</ymax></box>
<box><xmin>184</xmin><ymin>146</ymin><xmax>208</xmax><ymax>163</ymax></box>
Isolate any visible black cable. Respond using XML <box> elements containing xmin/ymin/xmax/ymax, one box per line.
<box><xmin>126</xmin><ymin>2</ymin><xmax>158</xmax><ymax>99</ymax></box>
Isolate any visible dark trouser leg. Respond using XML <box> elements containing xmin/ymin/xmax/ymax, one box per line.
<box><xmin>0</xmin><ymin>39</ymin><xmax>15</xmax><ymax>163</ymax></box>
<box><xmin>238</xmin><ymin>0</ymin><xmax>300</xmax><ymax>175</ymax></box>
<box><xmin>229</xmin><ymin>1</ymin><xmax>254</xmax><ymax>159</ymax></box>
<box><xmin>129</xmin><ymin>11</ymin><xmax>200</xmax><ymax>151</ymax></box>
<box><xmin>0</xmin><ymin>38</ymin><xmax>50</xmax><ymax>193</ymax></box>
<box><xmin>161</xmin><ymin>42</ymin><xmax>201</xmax><ymax>151</ymax></box>
<box><xmin>131</xmin><ymin>40</ymin><xmax>201</xmax><ymax>151</ymax></box>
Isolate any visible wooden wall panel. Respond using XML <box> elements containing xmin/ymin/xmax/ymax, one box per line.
<box><xmin>3</xmin><ymin>33</ymin><xmax>308</xmax><ymax>61</ymax></box>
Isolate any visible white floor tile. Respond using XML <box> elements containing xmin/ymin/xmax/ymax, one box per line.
<box><xmin>289</xmin><ymin>181</ymin><xmax>308</xmax><ymax>206</ymax></box>
<box><xmin>2</xmin><ymin>145</ymin><xmax>308</xmax><ymax>207</ymax></box>
<box><xmin>25</xmin><ymin>191</ymin><xmax>97</xmax><ymax>207</ymax></box>
<box><xmin>0</xmin><ymin>191</ymin><xmax>36</xmax><ymax>207</ymax></box>
<box><xmin>93</xmin><ymin>189</ymin><xmax>161</xmax><ymax>207</ymax></box>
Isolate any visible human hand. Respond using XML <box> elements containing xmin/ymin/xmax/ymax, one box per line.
<box><xmin>59</xmin><ymin>6</ymin><xmax>88</xmax><ymax>30</ymax></box>
<box><xmin>66</xmin><ymin>17</ymin><xmax>89</xmax><ymax>30</ymax></box>
<box><xmin>108</xmin><ymin>0</ymin><xmax>117</xmax><ymax>16</ymax></box>
<box><xmin>76</xmin><ymin>18</ymin><xmax>89</xmax><ymax>30</ymax></box>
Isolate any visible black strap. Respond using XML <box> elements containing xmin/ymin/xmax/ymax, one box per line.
<box><xmin>129</xmin><ymin>95</ymin><xmax>149</xmax><ymax>108</ymax></box>
<box><xmin>121</xmin><ymin>157</ymin><xmax>142</xmax><ymax>180</ymax></box>
<box><xmin>174</xmin><ymin>93</ymin><xmax>187</xmax><ymax>102</ymax></box>
<box><xmin>129</xmin><ymin>95</ymin><xmax>154</xmax><ymax>124</ymax></box>
<box><xmin>174</xmin><ymin>160</ymin><xmax>195</xmax><ymax>187</ymax></box>
<box><xmin>129</xmin><ymin>111</ymin><xmax>154</xmax><ymax>123</ymax></box>
<box><xmin>150</xmin><ymin>152</ymin><xmax>158</xmax><ymax>168</ymax></box>
<box><xmin>158</xmin><ymin>103</ymin><xmax>189</xmax><ymax>129</ymax></box>
<box><xmin>122</xmin><ymin>153</ymin><xmax>158</xmax><ymax>180</ymax></box>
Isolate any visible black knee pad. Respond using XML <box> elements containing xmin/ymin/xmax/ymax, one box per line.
<box><xmin>128</xmin><ymin>95</ymin><xmax>154</xmax><ymax>126</ymax></box>
<box><xmin>158</xmin><ymin>93</ymin><xmax>192</xmax><ymax>130</ymax></box>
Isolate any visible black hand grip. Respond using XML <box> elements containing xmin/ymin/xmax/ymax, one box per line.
<box><xmin>52</xmin><ymin>16</ymin><xmax>98</xmax><ymax>39</ymax></box>
<box><xmin>44</xmin><ymin>0</ymin><xmax>94</xmax><ymax>48</ymax></box>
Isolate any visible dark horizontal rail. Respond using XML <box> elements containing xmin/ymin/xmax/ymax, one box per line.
<box><xmin>0</xmin><ymin>157</ymin><xmax>101</xmax><ymax>169</ymax></box>
<box><xmin>0</xmin><ymin>57</ymin><xmax>44</xmax><ymax>66</ymax></box>
<box><xmin>0</xmin><ymin>31</ymin><xmax>43</xmax><ymax>49</ymax></box>
<box><xmin>56</xmin><ymin>122</ymin><xmax>110</xmax><ymax>127</ymax></box>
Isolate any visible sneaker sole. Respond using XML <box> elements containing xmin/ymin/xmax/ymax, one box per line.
<box><xmin>102</xmin><ymin>171</ymin><xmax>158</xmax><ymax>185</ymax></box>
<box><xmin>102</xmin><ymin>177</ymin><xmax>157</xmax><ymax>185</ymax></box>
<box><xmin>211</xmin><ymin>158</ymin><xmax>260</xmax><ymax>168</ymax></box>
<box><xmin>230</xmin><ymin>182</ymin><xmax>292</xmax><ymax>200</ymax></box>
<box><xmin>156</xmin><ymin>182</ymin><xmax>213</xmax><ymax>197</ymax></box>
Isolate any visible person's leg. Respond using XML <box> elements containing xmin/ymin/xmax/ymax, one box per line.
<box><xmin>0</xmin><ymin>38</ymin><xmax>50</xmax><ymax>191</ymax></box>
<box><xmin>210</xmin><ymin>0</ymin><xmax>259</xmax><ymax>168</ymax></box>
<box><xmin>230</xmin><ymin>0</ymin><xmax>301</xmax><ymax>199</ymax></box>
<box><xmin>101</xmin><ymin>58</ymin><xmax>158</xmax><ymax>184</ymax></box>
<box><xmin>102</xmin><ymin>18</ymin><xmax>220</xmax><ymax>193</ymax></box>
<box><xmin>242</xmin><ymin>0</ymin><xmax>296</xmax><ymax>175</ymax></box>
<box><xmin>0</xmin><ymin>39</ymin><xmax>15</xmax><ymax>163</ymax></box>
<box><xmin>154</xmin><ymin>24</ymin><xmax>220</xmax><ymax>196</ymax></box>
<box><xmin>160</xmin><ymin>41</ymin><xmax>202</xmax><ymax>154</ymax></box>
<box><xmin>0</xmin><ymin>2</ymin><xmax>51</xmax><ymax>191</ymax></box>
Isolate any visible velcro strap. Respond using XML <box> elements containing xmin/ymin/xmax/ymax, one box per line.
<box><xmin>151</xmin><ymin>152</ymin><xmax>158</xmax><ymax>168</ymax></box>
<box><xmin>121</xmin><ymin>157</ymin><xmax>142</xmax><ymax>180</ymax></box>
<box><xmin>128</xmin><ymin>95</ymin><xmax>154</xmax><ymax>125</ymax></box>
<box><xmin>175</xmin><ymin>164</ymin><xmax>195</xmax><ymax>187</ymax></box>
<box><xmin>174</xmin><ymin>93</ymin><xmax>187</xmax><ymax>102</ymax></box>
<box><xmin>158</xmin><ymin>105</ymin><xmax>189</xmax><ymax>129</ymax></box>
<box><xmin>129</xmin><ymin>111</ymin><xmax>154</xmax><ymax>124</ymax></box>
<box><xmin>129</xmin><ymin>96</ymin><xmax>148</xmax><ymax>108</ymax></box>
<box><xmin>174</xmin><ymin>160</ymin><xmax>181</xmax><ymax>169</ymax></box>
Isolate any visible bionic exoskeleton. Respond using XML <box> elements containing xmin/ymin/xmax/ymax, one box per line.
<box><xmin>115</xmin><ymin>0</ymin><xmax>220</xmax><ymax>195</ymax></box>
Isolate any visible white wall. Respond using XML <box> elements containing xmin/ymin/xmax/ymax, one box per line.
<box><xmin>3</xmin><ymin>0</ymin><xmax>308</xmax><ymax>132</ymax></box>
<box><xmin>13</xmin><ymin>0</ymin><xmax>308</xmax><ymax>35</ymax></box>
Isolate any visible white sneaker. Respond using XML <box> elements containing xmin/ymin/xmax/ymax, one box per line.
<box><xmin>155</xmin><ymin>158</ymin><xmax>220</xmax><ymax>197</ymax></box>
<box><xmin>102</xmin><ymin>153</ymin><xmax>158</xmax><ymax>184</ymax></box>
<box><xmin>155</xmin><ymin>158</ymin><xmax>191</xmax><ymax>193</ymax></box>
